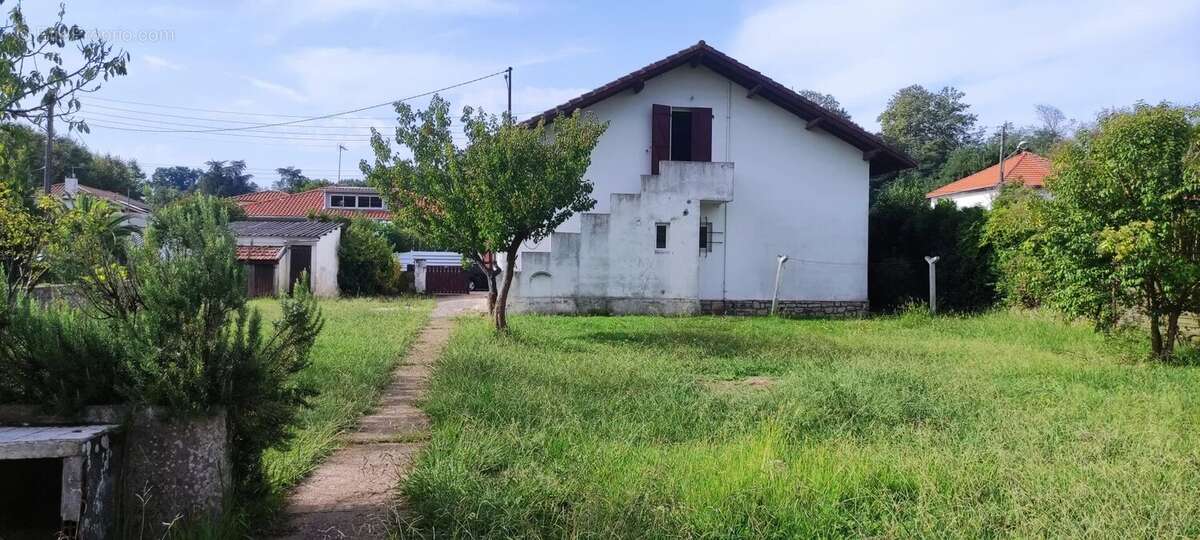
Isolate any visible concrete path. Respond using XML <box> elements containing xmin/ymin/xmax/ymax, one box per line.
<box><xmin>273</xmin><ymin>294</ymin><xmax>486</xmax><ymax>539</ymax></box>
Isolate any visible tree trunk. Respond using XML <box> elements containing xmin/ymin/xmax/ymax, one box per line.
<box><xmin>486</xmin><ymin>270</ymin><xmax>498</xmax><ymax>315</ymax></box>
<box><xmin>1164</xmin><ymin>310</ymin><xmax>1181</xmax><ymax>359</ymax></box>
<box><xmin>1149</xmin><ymin>312</ymin><xmax>1164</xmax><ymax>358</ymax></box>
<box><xmin>494</xmin><ymin>248</ymin><xmax>518</xmax><ymax>331</ymax></box>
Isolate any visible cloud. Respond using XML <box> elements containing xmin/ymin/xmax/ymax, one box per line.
<box><xmin>731</xmin><ymin>0</ymin><xmax>1200</xmax><ymax>129</ymax></box>
<box><xmin>141</xmin><ymin>54</ymin><xmax>183</xmax><ymax>71</ymax></box>
<box><xmin>243</xmin><ymin>76</ymin><xmax>308</xmax><ymax>102</ymax></box>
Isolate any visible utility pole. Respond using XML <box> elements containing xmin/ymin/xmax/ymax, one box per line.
<box><xmin>337</xmin><ymin>144</ymin><xmax>347</xmax><ymax>184</ymax></box>
<box><xmin>924</xmin><ymin>256</ymin><xmax>940</xmax><ymax>314</ymax></box>
<box><xmin>998</xmin><ymin>123</ymin><xmax>1007</xmax><ymax>185</ymax></box>
<box><xmin>42</xmin><ymin>94</ymin><xmax>55</xmax><ymax>194</ymax></box>
<box><xmin>505</xmin><ymin>66</ymin><xmax>513</xmax><ymax>122</ymax></box>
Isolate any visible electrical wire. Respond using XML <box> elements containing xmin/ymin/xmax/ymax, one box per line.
<box><xmin>88</xmin><ymin>69</ymin><xmax>508</xmax><ymax>134</ymax></box>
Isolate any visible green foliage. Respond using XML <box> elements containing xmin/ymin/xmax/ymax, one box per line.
<box><xmin>983</xmin><ymin>184</ymin><xmax>1053</xmax><ymax>307</ymax></box>
<box><xmin>869</xmin><ymin>190</ymin><xmax>996</xmax><ymax>312</ymax></box>
<box><xmin>0</xmin><ymin>195</ymin><xmax>324</xmax><ymax>503</ymax></box>
<box><xmin>366</xmin><ymin>94</ymin><xmax>607</xmax><ymax>329</ymax></box>
<box><xmin>1036</xmin><ymin>103</ymin><xmax>1200</xmax><ymax>358</ymax></box>
<box><xmin>798</xmin><ymin>89</ymin><xmax>850</xmax><ymax>119</ymax></box>
<box><xmin>197</xmin><ymin>160</ymin><xmax>256</xmax><ymax>197</ymax></box>
<box><xmin>878</xmin><ymin>85</ymin><xmax>980</xmax><ymax>176</ymax></box>
<box><xmin>273</xmin><ymin>166</ymin><xmax>310</xmax><ymax>192</ymax></box>
<box><xmin>0</xmin><ymin>186</ymin><xmax>59</xmax><ymax>298</ymax></box>
<box><xmin>337</xmin><ymin>218</ymin><xmax>404</xmax><ymax>296</ymax></box>
<box><xmin>0</xmin><ymin>122</ymin><xmax>147</xmax><ymax>196</ymax></box>
<box><xmin>0</xmin><ymin>2</ymin><xmax>128</xmax><ymax>130</ymax></box>
<box><xmin>150</xmin><ymin>165</ymin><xmax>202</xmax><ymax>192</ymax></box>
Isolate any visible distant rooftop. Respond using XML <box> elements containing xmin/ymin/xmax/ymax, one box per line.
<box><xmin>230</xmin><ymin>220</ymin><xmax>342</xmax><ymax>239</ymax></box>
<box><xmin>927</xmin><ymin>151</ymin><xmax>1052</xmax><ymax>198</ymax></box>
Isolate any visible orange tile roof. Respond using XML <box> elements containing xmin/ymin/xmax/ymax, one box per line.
<box><xmin>232</xmin><ymin>190</ymin><xmax>289</xmax><ymax>206</ymax></box>
<box><xmin>238</xmin><ymin>187</ymin><xmax>391</xmax><ymax>220</ymax></box>
<box><xmin>926</xmin><ymin>151</ymin><xmax>1052</xmax><ymax>198</ymax></box>
<box><xmin>235</xmin><ymin>245</ymin><xmax>284</xmax><ymax>262</ymax></box>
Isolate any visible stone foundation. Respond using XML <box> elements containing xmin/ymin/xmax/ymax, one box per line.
<box><xmin>700</xmin><ymin>299</ymin><xmax>868</xmax><ymax>317</ymax></box>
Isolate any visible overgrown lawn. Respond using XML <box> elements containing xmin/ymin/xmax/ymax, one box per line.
<box><xmin>253</xmin><ymin>296</ymin><xmax>433</xmax><ymax>500</ymax></box>
<box><xmin>404</xmin><ymin>310</ymin><xmax>1200</xmax><ymax>537</ymax></box>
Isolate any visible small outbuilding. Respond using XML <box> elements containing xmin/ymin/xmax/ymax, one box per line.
<box><xmin>230</xmin><ymin>220</ymin><xmax>342</xmax><ymax>298</ymax></box>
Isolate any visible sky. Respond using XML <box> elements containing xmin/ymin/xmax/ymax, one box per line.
<box><xmin>19</xmin><ymin>0</ymin><xmax>1200</xmax><ymax>189</ymax></box>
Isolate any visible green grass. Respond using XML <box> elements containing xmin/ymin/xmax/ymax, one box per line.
<box><xmin>402</xmin><ymin>310</ymin><xmax>1200</xmax><ymax>538</ymax></box>
<box><xmin>252</xmin><ymin>296</ymin><xmax>433</xmax><ymax>498</ymax></box>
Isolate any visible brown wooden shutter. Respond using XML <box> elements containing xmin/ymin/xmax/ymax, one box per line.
<box><xmin>691</xmin><ymin>107</ymin><xmax>712</xmax><ymax>162</ymax></box>
<box><xmin>651</xmin><ymin>104</ymin><xmax>670</xmax><ymax>174</ymax></box>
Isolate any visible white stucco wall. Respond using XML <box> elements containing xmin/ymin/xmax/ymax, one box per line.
<box><xmin>311</xmin><ymin>228</ymin><xmax>341</xmax><ymax>297</ymax></box>
<box><xmin>520</xmin><ymin>65</ymin><xmax>870</xmax><ymax>304</ymax></box>
<box><xmin>930</xmin><ymin>189</ymin><xmax>997</xmax><ymax>209</ymax></box>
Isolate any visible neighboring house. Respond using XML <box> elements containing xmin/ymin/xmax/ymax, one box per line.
<box><xmin>506</xmin><ymin>41</ymin><xmax>915</xmax><ymax>316</ymax></box>
<box><xmin>50</xmin><ymin>177</ymin><xmax>151</xmax><ymax>229</ymax></box>
<box><xmin>237</xmin><ymin>186</ymin><xmax>391</xmax><ymax>220</ymax></box>
<box><xmin>230</xmin><ymin>220</ymin><xmax>342</xmax><ymax>298</ymax></box>
<box><xmin>926</xmin><ymin>151</ymin><xmax>1052</xmax><ymax>209</ymax></box>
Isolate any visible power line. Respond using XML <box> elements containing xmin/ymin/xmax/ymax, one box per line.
<box><xmin>85</xmin><ymin>96</ymin><xmax>398</xmax><ymax>121</ymax></box>
<box><xmin>83</xmin><ymin>103</ymin><xmax>396</xmax><ymax>129</ymax></box>
<box><xmin>89</xmin><ymin>69</ymin><xmax>508</xmax><ymax>134</ymax></box>
<box><xmin>87</xmin><ymin>122</ymin><xmax>377</xmax><ymax>142</ymax></box>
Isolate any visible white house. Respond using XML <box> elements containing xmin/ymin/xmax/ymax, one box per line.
<box><xmin>230</xmin><ymin>220</ymin><xmax>341</xmax><ymax>298</ymax></box>
<box><xmin>51</xmin><ymin>177</ymin><xmax>151</xmax><ymax>229</ymax></box>
<box><xmin>926</xmin><ymin>150</ymin><xmax>1052</xmax><ymax>209</ymax></box>
<box><xmin>506</xmin><ymin>41</ymin><xmax>915</xmax><ymax>316</ymax></box>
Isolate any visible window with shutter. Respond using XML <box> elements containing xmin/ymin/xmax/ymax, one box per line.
<box><xmin>651</xmin><ymin>104</ymin><xmax>670</xmax><ymax>174</ymax></box>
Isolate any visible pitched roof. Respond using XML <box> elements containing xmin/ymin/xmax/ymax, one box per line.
<box><xmin>232</xmin><ymin>190</ymin><xmax>289</xmax><ymax>206</ymax></box>
<box><xmin>235</xmin><ymin>245</ymin><xmax>284</xmax><ymax>262</ymax></box>
<box><xmin>926</xmin><ymin>151</ymin><xmax>1052</xmax><ymax>198</ymax></box>
<box><xmin>230</xmin><ymin>220</ymin><xmax>342</xmax><ymax>239</ymax></box>
<box><xmin>521</xmin><ymin>40</ymin><xmax>916</xmax><ymax>176</ymax></box>
<box><xmin>50</xmin><ymin>183</ymin><xmax>151</xmax><ymax>213</ymax></box>
<box><xmin>237</xmin><ymin>187</ymin><xmax>391</xmax><ymax>220</ymax></box>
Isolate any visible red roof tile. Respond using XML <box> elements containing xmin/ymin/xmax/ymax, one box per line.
<box><xmin>927</xmin><ymin>151</ymin><xmax>1052</xmax><ymax>198</ymax></box>
<box><xmin>236</xmin><ymin>245</ymin><xmax>284</xmax><ymax>262</ymax></box>
<box><xmin>238</xmin><ymin>187</ymin><xmax>392</xmax><ymax>220</ymax></box>
<box><xmin>233</xmin><ymin>190</ymin><xmax>289</xmax><ymax>206</ymax></box>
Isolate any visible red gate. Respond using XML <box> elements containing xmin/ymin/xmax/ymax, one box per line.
<box><xmin>425</xmin><ymin>265</ymin><xmax>469</xmax><ymax>294</ymax></box>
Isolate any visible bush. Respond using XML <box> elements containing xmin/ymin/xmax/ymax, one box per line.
<box><xmin>338</xmin><ymin>217</ymin><xmax>404</xmax><ymax>296</ymax></box>
<box><xmin>0</xmin><ymin>195</ymin><xmax>324</xmax><ymax>503</ymax></box>
<box><xmin>983</xmin><ymin>184</ymin><xmax>1053</xmax><ymax>307</ymax></box>
<box><xmin>869</xmin><ymin>179</ymin><xmax>997</xmax><ymax>312</ymax></box>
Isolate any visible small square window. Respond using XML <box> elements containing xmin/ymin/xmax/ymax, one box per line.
<box><xmin>655</xmin><ymin>223</ymin><xmax>669</xmax><ymax>250</ymax></box>
<box><xmin>330</xmin><ymin>195</ymin><xmax>344</xmax><ymax>207</ymax></box>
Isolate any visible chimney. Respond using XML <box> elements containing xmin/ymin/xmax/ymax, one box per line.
<box><xmin>65</xmin><ymin>176</ymin><xmax>79</xmax><ymax>195</ymax></box>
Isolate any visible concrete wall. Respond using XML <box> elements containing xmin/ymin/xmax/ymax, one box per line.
<box><xmin>514</xmin><ymin>64</ymin><xmax>871</xmax><ymax>311</ymax></box>
<box><xmin>930</xmin><ymin>188</ymin><xmax>997</xmax><ymax>209</ymax></box>
<box><xmin>310</xmin><ymin>228</ymin><xmax>340</xmax><ymax>297</ymax></box>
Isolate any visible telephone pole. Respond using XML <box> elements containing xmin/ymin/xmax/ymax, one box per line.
<box><xmin>42</xmin><ymin>95</ymin><xmax>55</xmax><ymax>194</ymax></box>
<box><xmin>337</xmin><ymin>144</ymin><xmax>347</xmax><ymax>184</ymax></box>
<box><xmin>505</xmin><ymin>66</ymin><xmax>513</xmax><ymax>122</ymax></box>
<box><xmin>998</xmin><ymin>123</ymin><xmax>1007</xmax><ymax>185</ymax></box>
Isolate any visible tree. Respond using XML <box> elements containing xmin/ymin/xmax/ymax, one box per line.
<box><xmin>197</xmin><ymin>160</ymin><xmax>255</xmax><ymax>197</ymax></box>
<box><xmin>337</xmin><ymin>218</ymin><xmax>401</xmax><ymax>296</ymax></box>
<box><xmin>1039</xmin><ymin>103</ymin><xmax>1200</xmax><ymax>358</ymax></box>
<box><xmin>878</xmin><ymin>85</ymin><xmax>980</xmax><ymax>175</ymax></box>
<box><xmin>0</xmin><ymin>3</ymin><xmax>128</xmax><ymax>131</ymax></box>
<box><xmin>150</xmin><ymin>165</ymin><xmax>202</xmax><ymax>192</ymax></box>
<box><xmin>273</xmin><ymin>166</ymin><xmax>310</xmax><ymax>192</ymax></box>
<box><xmin>0</xmin><ymin>186</ymin><xmax>58</xmax><ymax>301</ymax></box>
<box><xmin>799</xmin><ymin>90</ymin><xmax>851</xmax><ymax>119</ymax></box>
<box><xmin>1033</xmin><ymin>104</ymin><xmax>1073</xmax><ymax>145</ymax></box>
<box><xmin>80</xmin><ymin>154</ymin><xmax>144</xmax><ymax>197</ymax></box>
<box><xmin>365</xmin><ymin>95</ymin><xmax>606</xmax><ymax>330</ymax></box>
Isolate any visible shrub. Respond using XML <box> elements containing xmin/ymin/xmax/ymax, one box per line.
<box><xmin>869</xmin><ymin>181</ymin><xmax>996</xmax><ymax>312</ymax></box>
<box><xmin>983</xmin><ymin>184</ymin><xmax>1053</xmax><ymax>307</ymax></box>
<box><xmin>0</xmin><ymin>195</ymin><xmax>324</xmax><ymax>502</ymax></box>
<box><xmin>338</xmin><ymin>217</ymin><xmax>403</xmax><ymax>296</ymax></box>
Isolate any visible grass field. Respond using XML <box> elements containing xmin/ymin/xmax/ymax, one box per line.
<box><xmin>402</xmin><ymin>310</ymin><xmax>1200</xmax><ymax>538</ymax></box>
<box><xmin>252</xmin><ymin>296</ymin><xmax>433</xmax><ymax>501</ymax></box>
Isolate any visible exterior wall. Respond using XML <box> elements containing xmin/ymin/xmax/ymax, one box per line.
<box><xmin>310</xmin><ymin>228</ymin><xmax>340</xmax><ymax>297</ymax></box>
<box><xmin>701</xmin><ymin>299</ymin><xmax>867</xmax><ymax>317</ymax></box>
<box><xmin>930</xmin><ymin>188</ymin><xmax>997</xmax><ymax>209</ymax></box>
<box><xmin>514</xmin><ymin>64</ymin><xmax>871</xmax><ymax>312</ymax></box>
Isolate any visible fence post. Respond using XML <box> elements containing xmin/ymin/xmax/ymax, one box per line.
<box><xmin>414</xmin><ymin>259</ymin><xmax>427</xmax><ymax>294</ymax></box>
<box><xmin>924</xmin><ymin>256</ymin><xmax>940</xmax><ymax>314</ymax></box>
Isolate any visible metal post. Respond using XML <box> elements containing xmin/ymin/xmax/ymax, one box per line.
<box><xmin>998</xmin><ymin>123</ymin><xmax>1006</xmax><ymax>185</ymax></box>
<box><xmin>770</xmin><ymin>255</ymin><xmax>789</xmax><ymax>316</ymax></box>
<box><xmin>924</xmin><ymin>256</ymin><xmax>940</xmax><ymax>314</ymax></box>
